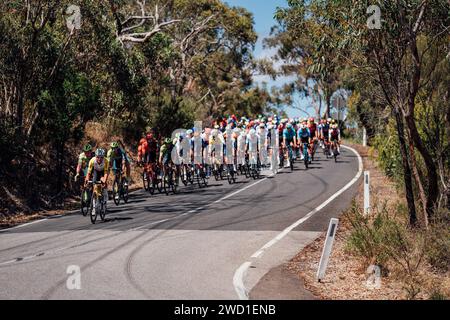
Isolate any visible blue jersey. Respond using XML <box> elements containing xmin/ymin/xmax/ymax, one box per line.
<box><xmin>297</xmin><ymin>127</ymin><xmax>311</xmax><ymax>139</ymax></box>
<box><xmin>283</xmin><ymin>128</ymin><xmax>296</xmax><ymax>141</ymax></box>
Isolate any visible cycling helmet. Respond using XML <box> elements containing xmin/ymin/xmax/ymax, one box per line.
<box><xmin>95</xmin><ymin>148</ymin><xmax>105</xmax><ymax>157</ymax></box>
<box><xmin>327</xmin><ymin>118</ymin><xmax>332</xmax><ymax>123</ymax></box>
<box><xmin>111</xmin><ymin>142</ymin><xmax>119</xmax><ymax>148</ymax></box>
<box><xmin>331</xmin><ymin>119</ymin><xmax>337</xmax><ymax>124</ymax></box>
<box><xmin>83</xmin><ymin>144</ymin><xmax>92</xmax><ymax>152</ymax></box>
<box><xmin>146</xmin><ymin>133</ymin><xmax>153</xmax><ymax>140</ymax></box>
<box><xmin>186</xmin><ymin>129</ymin><xmax>193</xmax><ymax>135</ymax></box>
<box><xmin>164</xmin><ymin>137</ymin><xmax>172</xmax><ymax>144</ymax></box>
<box><xmin>286</xmin><ymin>123</ymin><xmax>293</xmax><ymax>129</ymax></box>
<box><xmin>309</xmin><ymin>117</ymin><xmax>315</xmax><ymax>123</ymax></box>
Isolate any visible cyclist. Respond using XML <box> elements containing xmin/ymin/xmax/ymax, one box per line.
<box><xmin>308</xmin><ymin>117</ymin><xmax>318</xmax><ymax>158</ymax></box>
<box><xmin>107</xmin><ymin>142</ymin><xmax>131</xmax><ymax>186</ymax></box>
<box><xmin>209</xmin><ymin>125</ymin><xmax>225</xmax><ymax>173</ymax></box>
<box><xmin>85</xmin><ymin>148</ymin><xmax>110</xmax><ymax>204</ymax></box>
<box><xmin>75</xmin><ymin>144</ymin><xmax>94</xmax><ymax>182</ymax></box>
<box><xmin>320</xmin><ymin>118</ymin><xmax>331</xmax><ymax>152</ymax></box>
<box><xmin>138</xmin><ymin>131</ymin><xmax>158</xmax><ymax>165</ymax></box>
<box><xmin>236</xmin><ymin>125</ymin><xmax>247</xmax><ymax>168</ymax></box>
<box><xmin>257</xmin><ymin>122</ymin><xmax>268</xmax><ymax>166</ymax></box>
<box><xmin>297</xmin><ymin>119</ymin><xmax>311</xmax><ymax>162</ymax></box>
<box><xmin>329</xmin><ymin>121</ymin><xmax>341</xmax><ymax>155</ymax></box>
<box><xmin>159</xmin><ymin>137</ymin><xmax>175</xmax><ymax>169</ymax></box>
<box><xmin>282</xmin><ymin>123</ymin><xmax>296</xmax><ymax>168</ymax></box>
<box><xmin>246</xmin><ymin>128</ymin><xmax>259</xmax><ymax>167</ymax></box>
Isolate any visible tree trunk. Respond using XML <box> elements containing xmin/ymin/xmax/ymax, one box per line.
<box><xmin>405</xmin><ymin>36</ymin><xmax>439</xmax><ymax>220</ymax></box>
<box><xmin>406</xmin><ymin>131</ymin><xmax>429</xmax><ymax>228</ymax></box>
<box><xmin>394</xmin><ymin>109</ymin><xmax>417</xmax><ymax>226</ymax></box>
<box><xmin>404</xmin><ymin>115</ymin><xmax>439</xmax><ymax>220</ymax></box>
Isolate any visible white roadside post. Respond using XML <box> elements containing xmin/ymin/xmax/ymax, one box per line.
<box><xmin>363</xmin><ymin>127</ymin><xmax>367</xmax><ymax>147</ymax></box>
<box><xmin>364</xmin><ymin>171</ymin><xmax>370</xmax><ymax>215</ymax></box>
<box><xmin>316</xmin><ymin>218</ymin><xmax>339</xmax><ymax>282</ymax></box>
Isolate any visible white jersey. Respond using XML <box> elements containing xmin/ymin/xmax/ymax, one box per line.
<box><xmin>246</xmin><ymin>133</ymin><xmax>259</xmax><ymax>153</ymax></box>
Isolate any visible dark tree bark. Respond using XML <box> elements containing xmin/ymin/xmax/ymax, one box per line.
<box><xmin>394</xmin><ymin>109</ymin><xmax>417</xmax><ymax>226</ymax></box>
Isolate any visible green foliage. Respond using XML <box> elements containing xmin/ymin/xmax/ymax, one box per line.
<box><xmin>371</xmin><ymin>122</ymin><xmax>403</xmax><ymax>185</ymax></box>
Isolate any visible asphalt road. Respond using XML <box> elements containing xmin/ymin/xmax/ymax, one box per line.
<box><xmin>0</xmin><ymin>146</ymin><xmax>361</xmax><ymax>300</ymax></box>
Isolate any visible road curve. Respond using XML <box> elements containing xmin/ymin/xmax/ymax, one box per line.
<box><xmin>0</xmin><ymin>146</ymin><xmax>361</xmax><ymax>300</ymax></box>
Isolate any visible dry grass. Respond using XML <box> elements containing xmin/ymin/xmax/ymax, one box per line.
<box><xmin>285</xmin><ymin>143</ymin><xmax>450</xmax><ymax>300</ymax></box>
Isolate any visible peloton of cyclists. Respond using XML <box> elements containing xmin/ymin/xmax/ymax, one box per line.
<box><xmin>74</xmin><ymin>115</ymin><xmax>343</xmax><ymax>215</ymax></box>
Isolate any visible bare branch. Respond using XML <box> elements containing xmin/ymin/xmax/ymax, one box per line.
<box><xmin>114</xmin><ymin>1</ymin><xmax>181</xmax><ymax>44</ymax></box>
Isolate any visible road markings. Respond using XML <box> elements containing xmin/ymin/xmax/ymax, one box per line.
<box><xmin>233</xmin><ymin>261</ymin><xmax>252</xmax><ymax>300</ymax></box>
<box><xmin>0</xmin><ymin>173</ymin><xmax>278</xmax><ymax>265</ymax></box>
<box><xmin>0</xmin><ymin>218</ymin><xmax>49</xmax><ymax>233</ymax></box>
<box><xmin>129</xmin><ymin>175</ymin><xmax>276</xmax><ymax>231</ymax></box>
<box><xmin>233</xmin><ymin>145</ymin><xmax>363</xmax><ymax>300</ymax></box>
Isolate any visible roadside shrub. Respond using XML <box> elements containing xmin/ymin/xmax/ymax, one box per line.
<box><xmin>345</xmin><ymin>199</ymin><xmax>427</xmax><ymax>299</ymax></box>
<box><xmin>344</xmin><ymin>200</ymin><xmax>394</xmax><ymax>271</ymax></box>
<box><xmin>425</xmin><ymin>209</ymin><xmax>450</xmax><ymax>272</ymax></box>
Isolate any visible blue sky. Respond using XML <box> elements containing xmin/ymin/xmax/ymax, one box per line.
<box><xmin>224</xmin><ymin>0</ymin><xmax>310</xmax><ymax>118</ymax></box>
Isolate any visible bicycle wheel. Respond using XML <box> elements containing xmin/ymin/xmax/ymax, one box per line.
<box><xmin>227</xmin><ymin>166</ymin><xmax>233</xmax><ymax>184</ymax></box>
<box><xmin>181</xmin><ymin>166</ymin><xmax>188</xmax><ymax>186</ymax></box>
<box><xmin>89</xmin><ymin>194</ymin><xmax>98</xmax><ymax>224</ymax></box>
<box><xmin>231</xmin><ymin>166</ymin><xmax>237</xmax><ymax>183</ymax></box>
<box><xmin>289</xmin><ymin>148</ymin><xmax>294</xmax><ymax>171</ymax></box>
<box><xmin>196</xmin><ymin>168</ymin><xmax>203</xmax><ymax>188</ymax></box>
<box><xmin>155</xmin><ymin>169</ymin><xmax>163</xmax><ymax>193</ymax></box>
<box><xmin>122</xmin><ymin>180</ymin><xmax>129</xmax><ymax>203</ymax></box>
<box><xmin>148</xmin><ymin>173</ymin><xmax>155</xmax><ymax>195</ymax></box>
<box><xmin>279</xmin><ymin>152</ymin><xmax>284</xmax><ymax>168</ymax></box>
<box><xmin>255</xmin><ymin>166</ymin><xmax>260</xmax><ymax>179</ymax></box>
<box><xmin>304</xmin><ymin>149</ymin><xmax>309</xmax><ymax>169</ymax></box>
<box><xmin>219</xmin><ymin>165</ymin><xmax>225</xmax><ymax>180</ymax></box>
<box><xmin>99</xmin><ymin>195</ymin><xmax>106</xmax><ymax>222</ymax></box>
<box><xmin>163</xmin><ymin>173</ymin><xmax>170</xmax><ymax>195</ymax></box>
<box><xmin>171</xmin><ymin>170</ymin><xmax>179</xmax><ymax>194</ymax></box>
<box><xmin>113</xmin><ymin>179</ymin><xmax>120</xmax><ymax>206</ymax></box>
<box><xmin>143</xmin><ymin>171</ymin><xmax>151</xmax><ymax>191</ymax></box>
<box><xmin>188</xmin><ymin>168</ymin><xmax>194</xmax><ymax>185</ymax></box>
<box><xmin>213</xmin><ymin>167</ymin><xmax>220</xmax><ymax>181</ymax></box>
<box><xmin>201</xmin><ymin>168</ymin><xmax>208</xmax><ymax>187</ymax></box>
<box><xmin>81</xmin><ymin>189</ymin><xmax>89</xmax><ymax>217</ymax></box>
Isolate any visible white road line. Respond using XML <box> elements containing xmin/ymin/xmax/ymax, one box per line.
<box><xmin>233</xmin><ymin>145</ymin><xmax>363</xmax><ymax>300</ymax></box>
<box><xmin>0</xmin><ymin>218</ymin><xmax>49</xmax><ymax>233</ymax></box>
<box><xmin>233</xmin><ymin>261</ymin><xmax>252</xmax><ymax>300</ymax></box>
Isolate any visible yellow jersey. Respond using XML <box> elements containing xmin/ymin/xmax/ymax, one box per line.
<box><xmin>87</xmin><ymin>157</ymin><xmax>110</xmax><ymax>175</ymax></box>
